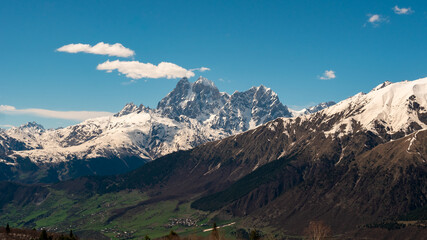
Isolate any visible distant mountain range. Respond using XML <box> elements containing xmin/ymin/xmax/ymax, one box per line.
<box><xmin>0</xmin><ymin>77</ymin><xmax>333</xmax><ymax>183</ymax></box>
<box><xmin>1</xmin><ymin>77</ymin><xmax>426</xmax><ymax>239</ymax></box>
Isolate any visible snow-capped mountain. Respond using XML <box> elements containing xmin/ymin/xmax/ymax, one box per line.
<box><xmin>157</xmin><ymin>77</ymin><xmax>229</xmax><ymax>121</ymax></box>
<box><xmin>317</xmin><ymin>78</ymin><xmax>427</xmax><ymax>138</ymax></box>
<box><xmin>281</xmin><ymin>78</ymin><xmax>427</xmax><ymax>141</ymax></box>
<box><xmin>0</xmin><ymin>77</ymin><xmax>332</xmax><ymax>182</ymax></box>
<box><xmin>289</xmin><ymin>101</ymin><xmax>336</xmax><ymax>116</ymax></box>
<box><xmin>158</xmin><ymin>77</ymin><xmax>293</xmax><ymax>132</ymax></box>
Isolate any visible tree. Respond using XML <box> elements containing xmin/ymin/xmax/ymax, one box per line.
<box><xmin>5</xmin><ymin>223</ymin><xmax>10</xmax><ymax>234</ymax></box>
<box><xmin>305</xmin><ymin>221</ymin><xmax>332</xmax><ymax>240</ymax></box>
<box><xmin>167</xmin><ymin>230</ymin><xmax>179</xmax><ymax>240</ymax></box>
<box><xmin>235</xmin><ymin>228</ymin><xmax>249</xmax><ymax>240</ymax></box>
<box><xmin>250</xmin><ymin>229</ymin><xmax>260</xmax><ymax>240</ymax></box>
<box><xmin>144</xmin><ymin>235</ymin><xmax>151</xmax><ymax>240</ymax></box>
<box><xmin>40</xmin><ymin>229</ymin><xmax>49</xmax><ymax>240</ymax></box>
<box><xmin>69</xmin><ymin>230</ymin><xmax>76</xmax><ymax>239</ymax></box>
<box><xmin>58</xmin><ymin>235</ymin><xmax>67</xmax><ymax>240</ymax></box>
<box><xmin>210</xmin><ymin>223</ymin><xmax>219</xmax><ymax>240</ymax></box>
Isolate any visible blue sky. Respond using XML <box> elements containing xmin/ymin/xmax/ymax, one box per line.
<box><xmin>0</xmin><ymin>0</ymin><xmax>426</xmax><ymax>129</ymax></box>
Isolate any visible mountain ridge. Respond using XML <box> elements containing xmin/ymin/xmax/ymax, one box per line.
<box><xmin>0</xmin><ymin>77</ymin><xmax>333</xmax><ymax>183</ymax></box>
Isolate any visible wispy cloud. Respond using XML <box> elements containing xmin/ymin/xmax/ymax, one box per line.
<box><xmin>319</xmin><ymin>70</ymin><xmax>336</xmax><ymax>80</ymax></box>
<box><xmin>0</xmin><ymin>124</ymin><xmax>14</xmax><ymax>129</ymax></box>
<box><xmin>97</xmin><ymin>60</ymin><xmax>200</xmax><ymax>80</ymax></box>
<box><xmin>190</xmin><ymin>67</ymin><xmax>211</xmax><ymax>72</ymax></box>
<box><xmin>0</xmin><ymin>105</ymin><xmax>113</xmax><ymax>121</ymax></box>
<box><xmin>365</xmin><ymin>14</ymin><xmax>389</xmax><ymax>27</ymax></box>
<box><xmin>57</xmin><ymin>42</ymin><xmax>135</xmax><ymax>58</ymax></box>
<box><xmin>393</xmin><ymin>6</ymin><xmax>413</xmax><ymax>15</ymax></box>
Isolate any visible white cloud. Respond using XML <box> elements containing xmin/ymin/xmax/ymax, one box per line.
<box><xmin>199</xmin><ymin>67</ymin><xmax>210</xmax><ymax>72</ymax></box>
<box><xmin>0</xmin><ymin>124</ymin><xmax>14</xmax><ymax>129</ymax></box>
<box><xmin>0</xmin><ymin>105</ymin><xmax>16</xmax><ymax>111</ymax></box>
<box><xmin>366</xmin><ymin>14</ymin><xmax>388</xmax><ymax>27</ymax></box>
<box><xmin>319</xmin><ymin>70</ymin><xmax>336</xmax><ymax>80</ymax></box>
<box><xmin>97</xmin><ymin>60</ymin><xmax>198</xmax><ymax>79</ymax></box>
<box><xmin>57</xmin><ymin>42</ymin><xmax>135</xmax><ymax>57</ymax></box>
<box><xmin>190</xmin><ymin>67</ymin><xmax>211</xmax><ymax>72</ymax></box>
<box><xmin>368</xmin><ymin>14</ymin><xmax>380</xmax><ymax>23</ymax></box>
<box><xmin>393</xmin><ymin>6</ymin><xmax>413</xmax><ymax>15</ymax></box>
<box><xmin>0</xmin><ymin>105</ymin><xmax>113</xmax><ymax>121</ymax></box>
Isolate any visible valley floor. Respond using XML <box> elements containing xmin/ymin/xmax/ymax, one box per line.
<box><xmin>1</xmin><ymin>188</ymin><xmax>426</xmax><ymax>240</ymax></box>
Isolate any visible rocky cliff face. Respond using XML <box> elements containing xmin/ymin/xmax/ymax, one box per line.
<box><xmin>157</xmin><ymin>77</ymin><xmax>229</xmax><ymax>121</ymax></box>
<box><xmin>157</xmin><ymin>77</ymin><xmax>292</xmax><ymax>132</ymax></box>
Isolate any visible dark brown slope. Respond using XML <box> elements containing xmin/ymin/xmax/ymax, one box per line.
<box><xmin>0</xmin><ymin>181</ymin><xmax>49</xmax><ymax>209</ymax></box>
<box><xmin>231</xmin><ymin>129</ymin><xmax>427</xmax><ymax>234</ymax></box>
<box><xmin>89</xmin><ymin>114</ymin><xmax>384</xmax><ymax>197</ymax></box>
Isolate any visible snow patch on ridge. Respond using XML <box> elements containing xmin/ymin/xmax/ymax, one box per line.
<box><xmin>321</xmin><ymin>78</ymin><xmax>427</xmax><ymax>137</ymax></box>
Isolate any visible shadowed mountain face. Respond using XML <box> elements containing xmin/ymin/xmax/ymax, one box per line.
<box><xmin>0</xmin><ymin>77</ymin><xmax>332</xmax><ymax>183</ymax></box>
<box><xmin>157</xmin><ymin>77</ymin><xmax>229</xmax><ymax>120</ymax></box>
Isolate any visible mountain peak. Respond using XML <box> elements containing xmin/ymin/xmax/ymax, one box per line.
<box><xmin>194</xmin><ymin>76</ymin><xmax>215</xmax><ymax>88</ymax></box>
<box><xmin>176</xmin><ymin>77</ymin><xmax>190</xmax><ymax>86</ymax></box>
<box><xmin>115</xmin><ymin>103</ymin><xmax>150</xmax><ymax>117</ymax></box>
<box><xmin>371</xmin><ymin>80</ymin><xmax>393</xmax><ymax>92</ymax></box>
<box><xmin>192</xmin><ymin>77</ymin><xmax>219</xmax><ymax>94</ymax></box>
<box><xmin>157</xmin><ymin>77</ymin><xmax>225</xmax><ymax>119</ymax></box>
<box><xmin>251</xmin><ymin>85</ymin><xmax>279</xmax><ymax>104</ymax></box>
<box><xmin>251</xmin><ymin>85</ymin><xmax>270</xmax><ymax>91</ymax></box>
<box><xmin>307</xmin><ymin>101</ymin><xmax>336</xmax><ymax>113</ymax></box>
<box><xmin>257</xmin><ymin>84</ymin><xmax>269</xmax><ymax>90</ymax></box>
<box><xmin>14</xmin><ymin>122</ymin><xmax>45</xmax><ymax>134</ymax></box>
<box><xmin>115</xmin><ymin>102</ymin><xmax>139</xmax><ymax>117</ymax></box>
<box><xmin>250</xmin><ymin>85</ymin><xmax>277</xmax><ymax>100</ymax></box>
<box><xmin>19</xmin><ymin>121</ymin><xmax>45</xmax><ymax>130</ymax></box>
<box><xmin>288</xmin><ymin>101</ymin><xmax>336</xmax><ymax>117</ymax></box>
